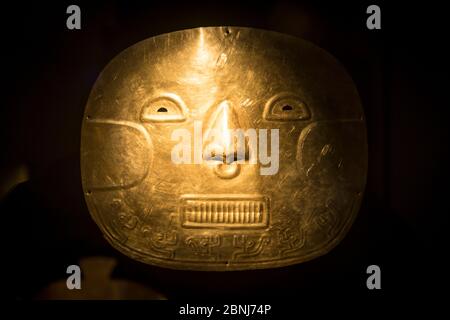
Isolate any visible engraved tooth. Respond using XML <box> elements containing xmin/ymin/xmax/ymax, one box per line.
<box><xmin>202</xmin><ymin>202</ymin><xmax>206</xmax><ymax>222</ymax></box>
<box><xmin>255</xmin><ymin>202</ymin><xmax>262</xmax><ymax>222</ymax></box>
<box><xmin>196</xmin><ymin>203</ymin><xmax>201</xmax><ymax>222</ymax></box>
<box><xmin>201</xmin><ymin>202</ymin><xmax>206</xmax><ymax>222</ymax></box>
<box><xmin>223</xmin><ymin>202</ymin><xmax>230</xmax><ymax>223</ymax></box>
<box><xmin>229</xmin><ymin>202</ymin><xmax>234</xmax><ymax>223</ymax></box>
<box><xmin>257</xmin><ymin>201</ymin><xmax>261</xmax><ymax>215</ymax></box>
<box><xmin>230</xmin><ymin>204</ymin><xmax>234</xmax><ymax>223</ymax></box>
<box><xmin>223</xmin><ymin>202</ymin><xmax>226</xmax><ymax>223</ymax></box>
<box><xmin>237</xmin><ymin>203</ymin><xmax>241</xmax><ymax>223</ymax></box>
<box><xmin>219</xmin><ymin>202</ymin><xmax>223</xmax><ymax>222</ymax></box>
<box><xmin>245</xmin><ymin>203</ymin><xmax>249</xmax><ymax>223</ymax></box>
<box><xmin>222</xmin><ymin>202</ymin><xmax>226</xmax><ymax>223</ymax></box>
<box><xmin>207</xmin><ymin>202</ymin><xmax>211</xmax><ymax>222</ymax></box>
<box><xmin>239</xmin><ymin>201</ymin><xmax>245</xmax><ymax>223</ymax></box>
<box><xmin>250</xmin><ymin>208</ymin><xmax>254</xmax><ymax>223</ymax></box>
<box><xmin>259</xmin><ymin>202</ymin><xmax>264</xmax><ymax>222</ymax></box>
<box><xmin>237</xmin><ymin>202</ymin><xmax>241</xmax><ymax>223</ymax></box>
<box><xmin>213</xmin><ymin>202</ymin><xmax>217</xmax><ymax>223</ymax></box>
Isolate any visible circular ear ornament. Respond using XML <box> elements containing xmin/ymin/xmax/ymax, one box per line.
<box><xmin>81</xmin><ymin>27</ymin><xmax>367</xmax><ymax>270</ymax></box>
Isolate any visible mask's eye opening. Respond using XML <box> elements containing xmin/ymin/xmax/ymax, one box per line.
<box><xmin>140</xmin><ymin>94</ymin><xmax>187</xmax><ymax>123</ymax></box>
<box><xmin>263</xmin><ymin>93</ymin><xmax>311</xmax><ymax>121</ymax></box>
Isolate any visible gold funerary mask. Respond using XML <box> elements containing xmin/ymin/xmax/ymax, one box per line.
<box><xmin>81</xmin><ymin>27</ymin><xmax>367</xmax><ymax>270</ymax></box>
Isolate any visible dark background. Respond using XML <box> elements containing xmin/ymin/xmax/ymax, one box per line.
<box><xmin>1</xmin><ymin>0</ymin><xmax>448</xmax><ymax>301</ymax></box>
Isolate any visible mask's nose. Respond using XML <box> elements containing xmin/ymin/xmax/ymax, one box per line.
<box><xmin>202</xmin><ymin>101</ymin><xmax>248</xmax><ymax>178</ymax></box>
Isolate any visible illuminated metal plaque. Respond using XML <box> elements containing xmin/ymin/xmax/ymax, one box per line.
<box><xmin>81</xmin><ymin>27</ymin><xmax>367</xmax><ymax>270</ymax></box>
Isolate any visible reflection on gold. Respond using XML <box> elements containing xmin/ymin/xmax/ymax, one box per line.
<box><xmin>195</xmin><ymin>28</ymin><xmax>211</xmax><ymax>65</ymax></box>
<box><xmin>182</xmin><ymin>28</ymin><xmax>215</xmax><ymax>87</ymax></box>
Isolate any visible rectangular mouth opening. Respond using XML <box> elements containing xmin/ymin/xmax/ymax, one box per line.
<box><xmin>180</xmin><ymin>195</ymin><xmax>269</xmax><ymax>229</ymax></box>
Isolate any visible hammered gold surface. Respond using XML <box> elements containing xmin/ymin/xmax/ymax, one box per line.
<box><xmin>81</xmin><ymin>27</ymin><xmax>367</xmax><ymax>270</ymax></box>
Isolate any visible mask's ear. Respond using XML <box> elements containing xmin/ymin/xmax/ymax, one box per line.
<box><xmin>297</xmin><ymin>120</ymin><xmax>367</xmax><ymax>189</ymax></box>
<box><xmin>81</xmin><ymin>120</ymin><xmax>152</xmax><ymax>191</ymax></box>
